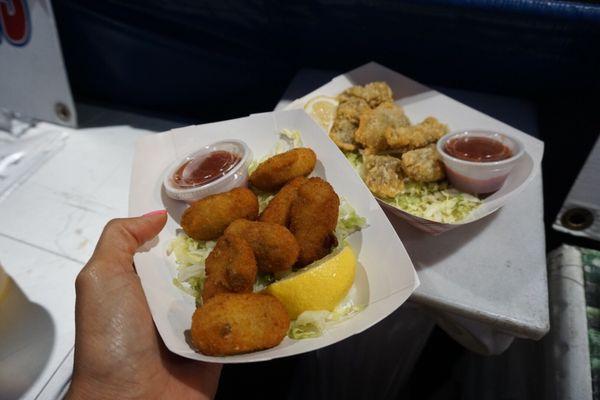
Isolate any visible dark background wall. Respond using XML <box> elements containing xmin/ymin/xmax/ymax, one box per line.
<box><xmin>53</xmin><ymin>0</ymin><xmax>600</xmax><ymax>119</ymax></box>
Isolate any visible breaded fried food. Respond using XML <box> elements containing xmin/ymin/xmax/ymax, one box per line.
<box><xmin>329</xmin><ymin>98</ymin><xmax>370</xmax><ymax>151</ymax></box>
<box><xmin>363</xmin><ymin>154</ymin><xmax>405</xmax><ymax>199</ymax></box>
<box><xmin>259</xmin><ymin>177</ymin><xmax>308</xmax><ymax>226</ymax></box>
<box><xmin>191</xmin><ymin>293</ymin><xmax>289</xmax><ymax>356</ymax></box>
<box><xmin>338</xmin><ymin>82</ymin><xmax>394</xmax><ymax>108</ymax></box>
<box><xmin>385</xmin><ymin>116</ymin><xmax>449</xmax><ymax>151</ymax></box>
<box><xmin>249</xmin><ymin>148</ymin><xmax>316</xmax><ymax>191</ymax></box>
<box><xmin>401</xmin><ymin>144</ymin><xmax>446</xmax><ymax>183</ymax></box>
<box><xmin>225</xmin><ymin>219</ymin><xmax>300</xmax><ymax>273</ymax></box>
<box><xmin>181</xmin><ymin>188</ymin><xmax>258</xmax><ymax>241</ymax></box>
<box><xmin>354</xmin><ymin>102</ymin><xmax>411</xmax><ymax>154</ymax></box>
<box><xmin>202</xmin><ymin>234</ymin><xmax>257</xmax><ymax>303</ymax></box>
<box><xmin>289</xmin><ymin>177</ymin><xmax>340</xmax><ymax>266</ymax></box>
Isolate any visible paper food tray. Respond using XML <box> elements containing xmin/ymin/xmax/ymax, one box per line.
<box><xmin>285</xmin><ymin>62</ymin><xmax>544</xmax><ymax>235</ymax></box>
<box><xmin>129</xmin><ymin>109</ymin><xmax>419</xmax><ymax>363</ymax></box>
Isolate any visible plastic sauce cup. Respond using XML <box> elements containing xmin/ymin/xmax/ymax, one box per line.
<box><xmin>163</xmin><ymin>140</ymin><xmax>252</xmax><ymax>203</ymax></box>
<box><xmin>437</xmin><ymin>130</ymin><xmax>524</xmax><ymax>195</ymax></box>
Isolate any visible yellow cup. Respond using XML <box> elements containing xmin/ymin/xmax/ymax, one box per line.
<box><xmin>0</xmin><ymin>263</ymin><xmax>9</xmax><ymax>303</ymax></box>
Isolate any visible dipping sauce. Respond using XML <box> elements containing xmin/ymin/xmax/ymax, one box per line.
<box><xmin>445</xmin><ymin>136</ymin><xmax>512</xmax><ymax>162</ymax></box>
<box><xmin>172</xmin><ymin>150</ymin><xmax>240</xmax><ymax>188</ymax></box>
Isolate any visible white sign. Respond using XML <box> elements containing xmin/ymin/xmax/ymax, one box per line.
<box><xmin>0</xmin><ymin>0</ymin><xmax>77</xmax><ymax>127</ymax></box>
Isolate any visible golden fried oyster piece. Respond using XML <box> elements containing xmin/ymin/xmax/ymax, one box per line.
<box><xmin>363</xmin><ymin>154</ymin><xmax>405</xmax><ymax>199</ymax></box>
<box><xmin>225</xmin><ymin>219</ymin><xmax>300</xmax><ymax>273</ymax></box>
<box><xmin>338</xmin><ymin>82</ymin><xmax>394</xmax><ymax>108</ymax></box>
<box><xmin>202</xmin><ymin>234</ymin><xmax>257</xmax><ymax>303</ymax></box>
<box><xmin>329</xmin><ymin>98</ymin><xmax>370</xmax><ymax>151</ymax></box>
<box><xmin>181</xmin><ymin>188</ymin><xmax>259</xmax><ymax>241</ymax></box>
<box><xmin>400</xmin><ymin>144</ymin><xmax>445</xmax><ymax>183</ymax></box>
<box><xmin>385</xmin><ymin>117</ymin><xmax>449</xmax><ymax>151</ymax></box>
<box><xmin>354</xmin><ymin>102</ymin><xmax>411</xmax><ymax>154</ymax></box>
<box><xmin>250</xmin><ymin>148</ymin><xmax>316</xmax><ymax>191</ymax></box>
<box><xmin>289</xmin><ymin>177</ymin><xmax>340</xmax><ymax>266</ymax></box>
<box><xmin>191</xmin><ymin>293</ymin><xmax>289</xmax><ymax>356</ymax></box>
<box><xmin>259</xmin><ymin>177</ymin><xmax>308</xmax><ymax>226</ymax></box>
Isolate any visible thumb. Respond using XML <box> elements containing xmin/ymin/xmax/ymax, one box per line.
<box><xmin>91</xmin><ymin>210</ymin><xmax>168</xmax><ymax>269</ymax></box>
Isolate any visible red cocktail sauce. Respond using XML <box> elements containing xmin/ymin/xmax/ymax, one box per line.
<box><xmin>445</xmin><ymin>136</ymin><xmax>512</xmax><ymax>162</ymax></box>
<box><xmin>172</xmin><ymin>150</ymin><xmax>240</xmax><ymax>188</ymax></box>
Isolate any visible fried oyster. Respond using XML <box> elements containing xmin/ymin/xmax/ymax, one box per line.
<box><xmin>249</xmin><ymin>148</ymin><xmax>316</xmax><ymax>191</ymax></box>
<box><xmin>289</xmin><ymin>177</ymin><xmax>340</xmax><ymax>266</ymax></box>
<box><xmin>338</xmin><ymin>81</ymin><xmax>394</xmax><ymax>108</ymax></box>
<box><xmin>363</xmin><ymin>154</ymin><xmax>405</xmax><ymax>199</ymax></box>
<box><xmin>354</xmin><ymin>102</ymin><xmax>411</xmax><ymax>154</ymax></box>
<box><xmin>329</xmin><ymin>98</ymin><xmax>370</xmax><ymax>151</ymax></box>
<box><xmin>400</xmin><ymin>144</ymin><xmax>445</xmax><ymax>183</ymax></box>
<box><xmin>202</xmin><ymin>234</ymin><xmax>257</xmax><ymax>303</ymax></box>
<box><xmin>385</xmin><ymin>117</ymin><xmax>448</xmax><ymax>151</ymax></box>
<box><xmin>191</xmin><ymin>293</ymin><xmax>289</xmax><ymax>356</ymax></box>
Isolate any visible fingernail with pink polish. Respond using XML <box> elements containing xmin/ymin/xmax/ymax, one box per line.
<box><xmin>142</xmin><ymin>209</ymin><xmax>167</xmax><ymax>217</ymax></box>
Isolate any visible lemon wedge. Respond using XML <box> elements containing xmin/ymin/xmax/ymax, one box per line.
<box><xmin>304</xmin><ymin>96</ymin><xmax>339</xmax><ymax>133</ymax></box>
<box><xmin>265</xmin><ymin>246</ymin><xmax>356</xmax><ymax>320</ymax></box>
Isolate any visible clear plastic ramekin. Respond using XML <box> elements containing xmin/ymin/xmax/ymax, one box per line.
<box><xmin>437</xmin><ymin>130</ymin><xmax>524</xmax><ymax>195</ymax></box>
<box><xmin>163</xmin><ymin>140</ymin><xmax>252</xmax><ymax>203</ymax></box>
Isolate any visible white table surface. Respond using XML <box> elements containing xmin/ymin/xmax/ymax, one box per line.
<box><xmin>1</xmin><ymin>75</ymin><xmax>549</xmax><ymax>398</ymax></box>
<box><xmin>0</xmin><ymin>104</ymin><xmax>182</xmax><ymax>400</ymax></box>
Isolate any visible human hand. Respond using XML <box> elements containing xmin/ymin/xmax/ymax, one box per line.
<box><xmin>67</xmin><ymin>211</ymin><xmax>222</xmax><ymax>400</ymax></box>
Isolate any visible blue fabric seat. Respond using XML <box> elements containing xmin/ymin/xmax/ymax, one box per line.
<box><xmin>53</xmin><ymin>0</ymin><xmax>600</xmax><ymax>121</ymax></box>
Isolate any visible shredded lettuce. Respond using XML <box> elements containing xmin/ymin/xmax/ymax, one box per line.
<box><xmin>168</xmin><ymin>233</ymin><xmax>213</xmax><ymax>267</ymax></box>
<box><xmin>336</xmin><ymin>198</ymin><xmax>367</xmax><ymax>243</ymax></box>
<box><xmin>256</xmin><ymin>191</ymin><xmax>275</xmax><ymax>213</ymax></box>
<box><xmin>289</xmin><ymin>311</ymin><xmax>330</xmax><ymax>339</ymax></box>
<box><xmin>390</xmin><ymin>181</ymin><xmax>480</xmax><ymax>223</ymax></box>
<box><xmin>275</xmin><ymin>128</ymin><xmax>303</xmax><ymax>152</ymax></box>
<box><xmin>345</xmin><ymin>151</ymin><xmax>364</xmax><ymax>172</ymax></box>
<box><xmin>329</xmin><ymin>303</ymin><xmax>364</xmax><ymax>322</ymax></box>
<box><xmin>253</xmin><ymin>273</ymin><xmax>275</xmax><ymax>292</ymax></box>
<box><xmin>345</xmin><ymin>152</ymin><xmax>480</xmax><ymax>223</ymax></box>
<box><xmin>167</xmin><ymin>233</ymin><xmax>215</xmax><ymax>300</ymax></box>
<box><xmin>248</xmin><ymin>129</ymin><xmax>303</xmax><ymax>174</ymax></box>
<box><xmin>288</xmin><ymin>293</ymin><xmax>365</xmax><ymax>340</ymax></box>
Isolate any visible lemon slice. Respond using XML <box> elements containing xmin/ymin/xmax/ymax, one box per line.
<box><xmin>304</xmin><ymin>96</ymin><xmax>339</xmax><ymax>133</ymax></box>
<box><xmin>265</xmin><ymin>246</ymin><xmax>356</xmax><ymax>320</ymax></box>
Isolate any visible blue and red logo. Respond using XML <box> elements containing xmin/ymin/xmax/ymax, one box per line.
<box><xmin>0</xmin><ymin>0</ymin><xmax>31</xmax><ymax>46</ymax></box>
